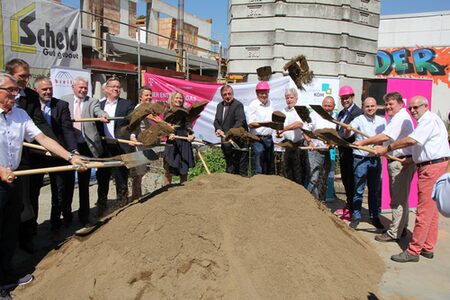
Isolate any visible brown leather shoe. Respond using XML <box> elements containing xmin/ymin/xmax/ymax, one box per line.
<box><xmin>375</xmin><ymin>232</ymin><xmax>398</xmax><ymax>242</ymax></box>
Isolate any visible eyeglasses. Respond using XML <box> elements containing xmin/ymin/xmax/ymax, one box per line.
<box><xmin>0</xmin><ymin>87</ymin><xmax>20</xmax><ymax>95</ymax></box>
<box><xmin>408</xmin><ymin>104</ymin><xmax>425</xmax><ymax>111</ymax></box>
<box><xmin>340</xmin><ymin>95</ymin><xmax>352</xmax><ymax>101</ymax></box>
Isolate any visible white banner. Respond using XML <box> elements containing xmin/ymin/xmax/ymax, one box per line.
<box><xmin>194</xmin><ymin>77</ymin><xmax>292</xmax><ymax>143</ymax></box>
<box><xmin>298</xmin><ymin>76</ymin><xmax>340</xmax><ymax>106</ymax></box>
<box><xmin>0</xmin><ymin>0</ymin><xmax>82</xmax><ymax>70</ymax></box>
<box><xmin>50</xmin><ymin>67</ymin><xmax>91</xmax><ymax>99</ymax></box>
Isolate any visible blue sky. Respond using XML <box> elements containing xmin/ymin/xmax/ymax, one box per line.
<box><xmin>63</xmin><ymin>0</ymin><xmax>450</xmax><ymax>47</ymax></box>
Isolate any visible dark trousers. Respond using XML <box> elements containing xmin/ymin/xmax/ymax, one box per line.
<box><xmin>97</xmin><ymin>143</ymin><xmax>129</xmax><ymax>206</ymax></box>
<box><xmin>222</xmin><ymin>142</ymin><xmax>249</xmax><ymax>177</ymax></box>
<box><xmin>77</xmin><ymin>142</ymin><xmax>94</xmax><ymax>223</ymax></box>
<box><xmin>30</xmin><ymin>171</ymin><xmax>75</xmax><ymax>230</ymax></box>
<box><xmin>0</xmin><ymin>180</ymin><xmax>23</xmax><ymax>285</ymax></box>
<box><xmin>339</xmin><ymin>147</ymin><xmax>355</xmax><ymax>212</ymax></box>
<box><xmin>284</xmin><ymin>144</ymin><xmax>305</xmax><ymax>185</ymax></box>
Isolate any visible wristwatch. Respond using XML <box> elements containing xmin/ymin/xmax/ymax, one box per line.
<box><xmin>68</xmin><ymin>152</ymin><xmax>74</xmax><ymax>162</ymax></box>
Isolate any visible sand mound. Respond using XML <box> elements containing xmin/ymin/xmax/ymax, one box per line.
<box><xmin>15</xmin><ymin>174</ymin><xmax>384</xmax><ymax>299</ymax></box>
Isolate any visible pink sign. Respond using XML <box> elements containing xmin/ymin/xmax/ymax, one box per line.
<box><xmin>382</xmin><ymin>78</ymin><xmax>433</xmax><ymax>211</ymax></box>
<box><xmin>143</xmin><ymin>73</ymin><xmax>221</xmax><ymax>107</ymax></box>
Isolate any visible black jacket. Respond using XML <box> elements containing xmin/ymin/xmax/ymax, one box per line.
<box><xmin>214</xmin><ymin>99</ymin><xmax>248</xmax><ymax>133</ymax></box>
<box><xmin>337</xmin><ymin>103</ymin><xmax>363</xmax><ymax>143</ymax></box>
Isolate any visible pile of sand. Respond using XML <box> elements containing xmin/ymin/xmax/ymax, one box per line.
<box><xmin>15</xmin><ymin>174</ymin><xmax>384</xmax><ymax>299</ymax></box>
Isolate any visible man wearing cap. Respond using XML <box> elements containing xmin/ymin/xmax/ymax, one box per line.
<box><xmin>344</xmin><ymin>97</ymin><xmax>385</xmax><ymax>230</ymax></box>
<box><xmin>376</xmin><ymin>95</ymin><xmax>449</xmax><ymax>262</ymax></box>
<box><xmin>214</xmin><ymin>85</ymin><xmax>248</xmax><ymax>176</ymax></box>
<box><xmin>336</xmin><ymin>86</ymin><xmax>362</xmax><ymax>219</ymax></box>
<box><xmin>356</xmin><ymin>92</ymin><xmax>415</xmax><ymax>242</ymax></box>
<box><xmin>246</xmin><ymin>81</ymin><xmax>274</xmax><ymax>174</ymax></box>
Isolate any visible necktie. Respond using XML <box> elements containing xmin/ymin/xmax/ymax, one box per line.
<box><xmin>42</xmin><ymin>102</ymin><xmax>51</xmax><ymax>125</ymax></box>
<box><xmin>74</xmin><ymin>98</ymin><xmax>81</xmax><ymax>131</ymax></box>
<box><xmin>223</xmin><ymin>104</ymin><xmax>229</xmax><ymax>120</ymax></box>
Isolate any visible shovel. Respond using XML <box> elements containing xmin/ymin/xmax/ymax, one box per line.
<box><xmin>309</xmin><ymin>105</ymin><xmax>370</xmax><ymax>138</ymax></box>
<box><xmin>11</xmin><ymin>150</ymin><xmax>159</xmax><ymax>179</ymax></box>
<box><xmin>313</xmin><ymin>129</ymin><xmax>402</xmax><ymax>162</ymax></box>
<box><xmin>71</xmin><ymin>116</ymin><xmax>125</xmax><ymax>122</ymax></box>
<box><xmin>101</xmin><ymin>136</ymin><xmax>143</xmax><ymax>147</ymax></box>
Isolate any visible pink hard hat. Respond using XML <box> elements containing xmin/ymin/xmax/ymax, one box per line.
<box><xmin>339</xmin><ymin>85</ymin><xmax>354</xmax><ymax>97</ymax></box>
<box><xmin>256</xmin><ymin>81</ymin><xmax>270</xmax><ymax>91</ymax></box>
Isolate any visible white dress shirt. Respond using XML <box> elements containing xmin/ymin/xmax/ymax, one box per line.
<box><xmin>383</xmin><ymin>108</ymin><xmax>414</xmax><ymax>157</ymax></box>
<box><xmin>103</xmin><ymin>99</ymin><xmax>118</xmax><ymax>138</ymax></box>
<box><xmin>307</xmin><ymin>111</ymin><xmax>336</xmax><ymax>147</ymax></box>
<box><xmin>246</xmin><ymin>98</ymin><xmax>273</xmax><ymax>136</ymax></box>
<box><xmin>282</xmin><ymin>106</ymin><xmax>303</xmax><ymax>143</ymax></box>
<box><xmin>0</xmin><ymin>107</ymin><xmax>42</xmax><ymax>170</ymax></box>
<box><xmin>350</xmin><ymin>114</ymin><xmax>386</xmax><ymax>157</ymax></box>
<box><xmin>409</xmin><ymin>110</ymin><xmax>450</xmax><ymax>163</ymax></box>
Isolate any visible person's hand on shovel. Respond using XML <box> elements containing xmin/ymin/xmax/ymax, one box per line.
<box><xmin>0</xmin><ymin>167</ymin><xmax>15</xmax><ymax>183</ymax></box>
<box><xmin>69</xmin><ymin>154</ymin><xmax>88</xmax><ymax>172</ymax></box>
<box><xmin>99</xmin><ymin>114</ymin><xmax>110</xmax><ymax>123</ymax></box>
<box><xmin>215</xmin><ymin>129</ymin><xmax>225</xmax><ymax>137</ymax></box>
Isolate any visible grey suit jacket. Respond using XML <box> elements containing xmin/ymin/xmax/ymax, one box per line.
<box><xmin>61</xmin><ymin>94</ymin><xmax>106</xmax><ymax>157</ymax></box>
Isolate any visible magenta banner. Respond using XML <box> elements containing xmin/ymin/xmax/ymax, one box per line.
<box><xmin>382</xmin><ymin>78</ymin><xmax>433</xmax><ymax>211</ymax></box>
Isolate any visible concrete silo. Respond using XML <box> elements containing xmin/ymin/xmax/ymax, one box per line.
<box><xmin>228</xmin><ymin>0</ymin><xmax>380</xmax><ymax>92</ymax></box>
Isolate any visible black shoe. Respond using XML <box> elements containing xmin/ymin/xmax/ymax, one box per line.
<box><xmin>17</xmin><ymin>274</ymin><xmax>34</xmax><ymax>286</ymax></box>
<box><xmin>350</xmin><ymin>219</ymin><xmax>360</xmax><ymax>230</ymax></box>
<box><xmin>0</xmin><ymin>289</ymin><xmax>12</xmax><ymax>300</ymax></box>
<box><xmin>371</xmin><ymin>217</ymin><xmax>384</xmax><ymax>230</ymax></box>
<box><xmin>420</xmin><ymin>249</ymin><xmax>434</xmax><ymax>259</ymax></box>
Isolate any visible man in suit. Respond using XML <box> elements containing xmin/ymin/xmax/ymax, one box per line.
<box><xmin>97</xmin><ymin>77</ymin><xmax>134</xmax><ymax>216</ymax></box>
<box><xmin>61</xmin><ymin>76</ymin><xmax>108</xmax><ymax>225</ymax></box>
<box><xmin>5</xmin><ymin>59</ymin><xmax>56</xmax><ymax>253</ymax></box>
<box><xmin>214</xmin><ymin>85</ymin><xmax>248</xmax><ymax>176</ymax></box>
<box><xmin>31</xmin><ymin>77</ymin><xmax>78</xmax><ymax>233</ymax></box>
<box><xmin>336</xmin><ymin>85</ymin><xmax>362</xmax><ymax>220</ymax></box>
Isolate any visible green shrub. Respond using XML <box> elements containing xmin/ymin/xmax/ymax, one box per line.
<box><xmin>189</xmin><ymin>147</ymin><xmax>226</xmax><ymax>180</ymax></box>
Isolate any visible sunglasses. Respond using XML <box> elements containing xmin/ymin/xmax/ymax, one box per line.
<box><xmin>408</xmin><ymin>104</ymin><xmax>425</xmax><ymax>111</ymax></box>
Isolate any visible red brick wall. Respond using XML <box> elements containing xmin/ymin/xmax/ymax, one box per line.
<box><xmin>104</xmin><ymin>0</ymin><xmax>120</xmax><ymax>35</ymax></box>
<box><xmin>129</xmin><ymin>1</ymin><xmax>136</xmax><ymax>38</ymax></box>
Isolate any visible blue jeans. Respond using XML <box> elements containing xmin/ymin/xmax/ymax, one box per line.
<box><xmin>352</xmin><ymin>156</ymin><xmax>382</xmax><ymax>220</ymax></box>
<box><xmin>251</xmin><ymin>136</ymin><xmax>274</xmax><ymax>175</ymax></box>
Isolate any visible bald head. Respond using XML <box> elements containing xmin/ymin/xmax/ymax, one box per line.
<box><xmin>322</xmin><ymin>96</ymin><xmax>335</xmax><ymax>113</ymax></box>
<box><xmin>362</xmin><ymin>97</ymin><xmax>377</xmax><ymax>117</ymax></box>
<box><xmin>408</xmin><ymin>95</ymin><xmax>429</xmax><ymax>120</ymax></box>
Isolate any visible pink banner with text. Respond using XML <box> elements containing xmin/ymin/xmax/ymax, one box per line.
<box><xmin>382</xmin><ymin>78</ymin><xmax>433</xmax><ymax>211</ymax></box>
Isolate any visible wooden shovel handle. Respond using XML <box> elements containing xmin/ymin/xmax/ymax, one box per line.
<box><xmin>348</xmin><ymin>145</ymin><xmax>403</xmax><ymax>162</ymax></box>
<box><xmin>334</xmin><ymin>120</ymin><xmax>371</xmax><ymax>138</ymax></box>
<box><xmin>101</xmin><ymin>136</ymin><xmax>143</xmax><ymax>146</ymax></box>
<box><xmin>23</xmin><ymin>142</ymin><xmax>52</xmax><ymax>156</ymax></box>
<box><xmin>12</xmin><ymin>161</ymin><xmax>124</xmax><ymax>177</ymax></box>
<box><xmin>196</xmin><ymin>148</ymin><xmax>211</xmax><ymax>174</ymax></box>
<box><xmin>218</xmin><ymin>132</ymin><xmax>240</xmax><ymax>149</ymax></box>
<box><xmin>172</xmin><ymin>135</ymin><xmax>204</xmax><ymax>144</ymax></box>
<box><xmin>72</xmin><ymin>117</ymin><xmax>124</xmax><ymax>122</ymax></box>
<box><xmin>299</xmin><ymin>146</ymin><xmax>329</xmax><ymax>151</ymax></box>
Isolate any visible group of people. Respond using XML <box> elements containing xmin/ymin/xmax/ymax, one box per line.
<box><xmin>1</xmin><ymin>59</ymin><xmax>449</xmax><ymax>298</ymax></box>
<box><xmin>213</xmin><ymin>81</ymin><xmax>449</xmax><ymax>264</ymax></box>
<box><xmin>0</xmin><ymin>59</ymin><xmax>198</xmax><ymax>298</ymax></box>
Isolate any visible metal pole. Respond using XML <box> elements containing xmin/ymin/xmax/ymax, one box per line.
<box><xmin>137</xmin><ymin>27</ymin><xmax>141</xmax><ymax>89</ymax></box>
<box><xmin>145</xmin><ymin>0</ymin><xmax>153</xmax><ymax>45</ymax></box>
<box><xmin>176</xmin><ymin>0</ymin><xmax>185</xmax><ymax>72</ymax></box>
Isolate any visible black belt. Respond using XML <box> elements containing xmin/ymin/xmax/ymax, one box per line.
<box><xmin>416</xmin><ymin>157</ymin><xmax>449</xmax><ymax>168</ymax></box>
<box><xmin>354</xmin><ymin>154</ymin><xmax>379</xmax><ymax>160</ymax></box>
<box><xmin>388</xmin><ymin>155</ymin><xmax>412</xmax><ymax>163</ymax></box>
<box><xmin>256</xmin><ymin>135</ymin><xmax>272</xmax><ymax>138</ymax></box>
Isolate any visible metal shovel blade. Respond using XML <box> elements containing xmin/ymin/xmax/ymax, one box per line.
<box><xmin>117</xmin><ymin>149</ymin><xmax>159</xmax><ymax>169</ymax></box>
